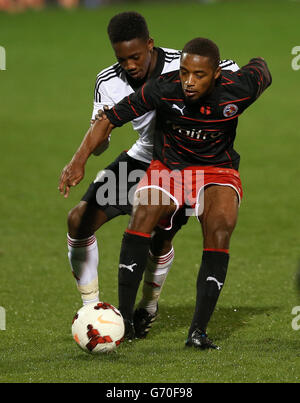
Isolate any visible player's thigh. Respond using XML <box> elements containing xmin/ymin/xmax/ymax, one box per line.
<box><xmin>199</xmin><ymin>185</ymin><xmax>239</xmax><ymax>246</ymax></box>
<box><xmin>68</xmin><ymin>201</ymin><xmax>109</xmax><ymax>238</ymax></box>
<box><xmin>128</xmin><ymin>187</ymin><xmax>177</xmax><ymax>234</ymax></box>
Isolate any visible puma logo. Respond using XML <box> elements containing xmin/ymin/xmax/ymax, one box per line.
<box><xmin>119</xmin><ymin>263</ymin><xmax>137</xmax><ymax>272</ymax></box>
<box><xmin>206</xmin><ymin>276</ymin><xmax>224</xmax><ymax>290</ymax></box>
<box><xmin>172</xmin><ymin>104</ymin><xmax>186</xmax><ymax>116</ymax></box>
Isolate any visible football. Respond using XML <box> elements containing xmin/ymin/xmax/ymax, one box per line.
<box><xmin>72</xmin><ymin>302</ymin><xmax>125</xmax><ymax>354</ymax></box>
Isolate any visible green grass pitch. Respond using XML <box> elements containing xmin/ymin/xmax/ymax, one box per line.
<box><xmin>0</xmin><ymin>0</ymin><xmax>300</xmax><ymax>383</ymax></box>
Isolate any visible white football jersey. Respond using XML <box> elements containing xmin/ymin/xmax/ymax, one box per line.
<box><xmin>92</xmin><ymin>48</ymin><xmax>239</xmax><ymax>164</ymax></box>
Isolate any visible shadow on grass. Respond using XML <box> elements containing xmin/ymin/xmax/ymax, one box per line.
<box><xmin>154</xmin><ymin>304</ymin><xmax>280</xmax><ymax>341</ymax></box>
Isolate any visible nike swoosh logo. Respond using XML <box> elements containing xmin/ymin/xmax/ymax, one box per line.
<box><xmin>97</xmin><ymin>314</ymin><xmax>121</xmax><ymax>326</ymax></box>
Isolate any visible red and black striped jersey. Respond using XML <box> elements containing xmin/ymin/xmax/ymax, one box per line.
<box><xmin>106</xmin><ymin>58</ymin><xmax>271</xmax><ymax>170</ymax></box>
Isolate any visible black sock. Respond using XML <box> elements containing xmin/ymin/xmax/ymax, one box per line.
<box><xmin>118</xmin><ymin>230</ymin><xmax>151</xmax><ymax>322</ymax></box>
<box><xmin>188</xmin><ymin>250</ymin><xmax>229</xmax><ymax>336</ymax></box>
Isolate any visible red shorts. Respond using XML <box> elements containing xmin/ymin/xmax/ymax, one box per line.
<box><xmin>136</xmin><ymin>160</ymin><xmax>243</xmax><ymax>229</ymax></box>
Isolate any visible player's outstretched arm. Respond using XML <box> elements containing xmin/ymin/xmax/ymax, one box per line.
<box><xmin>58</xmin><ymin>117</ymin><xmax>114</xmax><ymax>198</ymax></box>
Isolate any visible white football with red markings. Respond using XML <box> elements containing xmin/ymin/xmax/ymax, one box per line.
<box><xmin>72</xmin><ymin>302</ymin><xmax>125</xmax><ymax>354</ymax></box>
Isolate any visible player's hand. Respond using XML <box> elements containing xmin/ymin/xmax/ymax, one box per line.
<box><xmin>58</xmin><ymin>160</ymin><xmax>85</xmax><ymax>198</ymax></box>
<box><xmin>90</xmin><ymin>106</ymin><xmax>109</xmax><ymax>125</ymax></box>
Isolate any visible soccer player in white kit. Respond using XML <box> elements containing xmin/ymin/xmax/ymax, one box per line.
<box><xmin>59</xmin><ymin>12</ymin><xmax>239</xmax><ymax>339</ymax></box>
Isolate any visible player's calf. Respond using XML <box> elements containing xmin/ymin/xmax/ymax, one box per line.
<box><xmin>67</xmin><ymin>202</ymin><xmax>108</xmax><ymax>305</ymax></box>
<box><xmin>187</xmin><ymin>249</ymin><xmax>229</xmax><ymax>338</ymax></box>
<box><xmin>67</xmin><ymin>234</ymin><xmax>100</xmax><ymax>305</ymax></box>
<box><xmin>118</xmin><ymin>230</ymin><xmax>152</xmax><ymax>322</ymax></box>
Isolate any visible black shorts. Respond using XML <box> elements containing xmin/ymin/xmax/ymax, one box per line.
<box><xmin>82</xmin><ymin>151</ymin><xmax>147</xmax><ymax>217</ymax></box>
<box><xmin>81</xmin><ymin>151</ymin><xmax>189</xmax><ymax>231</ymax></box>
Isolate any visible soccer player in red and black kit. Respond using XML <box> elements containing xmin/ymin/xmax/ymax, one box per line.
<box><xmin>60</xmin><ymin>37</ymin><xmax>271</xmax><ymax>349</ymax></box>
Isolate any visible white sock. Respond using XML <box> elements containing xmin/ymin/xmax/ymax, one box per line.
<box><xmin>67</xmin><ymin>234</ymin><xmax>99</xmax><ymax>305</ymax></box>
<box><xmin>137</xmin><ymin>247</ymin><xmax>175</xmax><ymax>314</ymax></box>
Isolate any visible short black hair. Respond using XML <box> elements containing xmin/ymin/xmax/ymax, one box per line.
<box><xmin>182</xmin><ymin>38</ymin><xmax>220</xmax><ymax>70</ymax></box>
<box><xmin>107</xmin><ymin>12</ymin><xmax>150</xmax><ymax>44</ymax></box>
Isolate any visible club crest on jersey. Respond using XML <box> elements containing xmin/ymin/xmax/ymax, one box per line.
<box><xmin>223</xmin><ymin>103</ymin><xmax>238</xmax><ymax>117</ymax></box>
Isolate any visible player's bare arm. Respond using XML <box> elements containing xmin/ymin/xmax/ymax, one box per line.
<box><xmin>58</xmin><ymin>118</ymin><xmax>115</xmax><ymax>198</ymax></box>
<box><xmin>91</xmin><ymin>107</ymin><xmax>111</xmax><ymax>155</ymax></box>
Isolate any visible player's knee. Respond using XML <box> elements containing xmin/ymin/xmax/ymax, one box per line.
<box><xmin>129</xmin><ymin>204</ymin><xmax>160</xmax><ymax>233</ymax></box>
<box><xmin>67</xmin><ymin>203</ymin><xmax>95</xmax><ymax>238</ymax></box>
<box><xmin>212</xmin><ymin>228</ymin><xmax>231</xmax><ymax>248</ymax></box>
<box><xmin>150</xmin><ymin>230</ymin><xmax>173</xmax><ymax>256</ymax></box>
<box><xmin>67</xmin><ymin>205</ymin><xmax>82</xmax><ymax>236</ymax></box>
<box><xmin>207</xmin><ymin>217</ymin><xmax>236</xmax><ymax>249</ymax></box>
